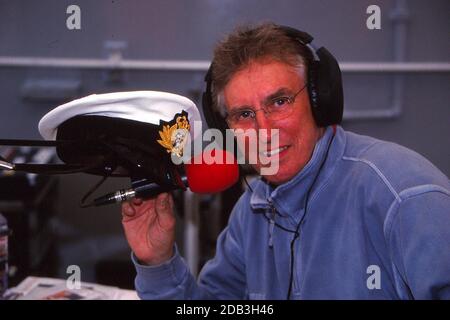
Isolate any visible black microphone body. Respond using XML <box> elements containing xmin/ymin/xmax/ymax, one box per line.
<box><xmin>85</xmin><ymin>149</ymin><xmax>239</xmax><ymax>208</ymax></box>
<box><xmin>90</xmin><ymin>176</ymin><xmax>188</xmax><ymax>207</ymax></box>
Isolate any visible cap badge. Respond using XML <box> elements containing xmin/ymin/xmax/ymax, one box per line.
<box><xmin>157</xmin><ymin>111</ymin><xmax>190</xmax><ymax>157</ymax></box>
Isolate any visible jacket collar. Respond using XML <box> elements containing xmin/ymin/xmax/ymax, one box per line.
<box><xmin>249</xmin><ymin>126</ymin><xmax>346</xmax><ymax>221</ymax></box>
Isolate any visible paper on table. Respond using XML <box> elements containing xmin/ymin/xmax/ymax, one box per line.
<box><xmin>4</xmin><ymin>276</ymin><xmax>139</xmax><ymax>300</ymax></box>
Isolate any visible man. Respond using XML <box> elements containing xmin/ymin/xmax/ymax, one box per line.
<box><xmin>122</xmin><ymin>23</ymin><xmax>450</xmax><ymax>299</ymax></box>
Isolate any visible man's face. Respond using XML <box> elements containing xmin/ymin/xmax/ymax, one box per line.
<box><xmin>223</xmin><ymin>58</ymin><xmax>323</xmax><ymax>185</ymax></box>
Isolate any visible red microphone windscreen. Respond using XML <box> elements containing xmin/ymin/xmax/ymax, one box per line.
<box><xmin>184</xmin><ymin>149</ymin><xmax>239</xmax><ymax>193</ymax></box>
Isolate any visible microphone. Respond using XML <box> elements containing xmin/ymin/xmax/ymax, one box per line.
<box><xmin>85</xmin><ymin>149</ymin><xmax>239</xmax><ymax>207</ymax></box>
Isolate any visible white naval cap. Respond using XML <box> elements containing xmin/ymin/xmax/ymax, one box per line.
<box><xmin>38</xmin><ymin>90</ymin><xmax>202</xmax><ymax>141</ymax></box>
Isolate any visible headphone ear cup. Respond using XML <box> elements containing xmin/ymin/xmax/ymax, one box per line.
<box><xmin>279</xmin><ymin>25</ymin><xmax>343</xmax><ymax>127</ymax></box>
<box><xmin>307</xmin><ymin>60</ymin><xmax>321</xmax><ymax>124</ymax></box>
<box><xmin>313</xmin><ymin>47</ymin><xmax>344</xmax><ymax>127</ymax></box>
<box><xmin>201</xmin><ymin>88</ymin><xmax>229</xmax><ymax>137</ymax></box>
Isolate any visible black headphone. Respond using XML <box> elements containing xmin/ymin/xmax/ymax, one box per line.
<box><xmin>201</xmin><ymin>25</ymin><xmax>344</xmax><ymax>131</ymax></box>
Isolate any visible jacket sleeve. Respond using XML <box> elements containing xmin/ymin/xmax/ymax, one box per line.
<box><xmin>388</xmin><ymin>188</ymin><xmax>450</xmax><ymax>299</ymax></box>
<box><xmin>133</xmin><ymin>200</ymin><xmax>247</xmax><ymax>300</ymax></box>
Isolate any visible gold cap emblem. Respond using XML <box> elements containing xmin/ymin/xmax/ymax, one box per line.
<box><xmin>157</xmin><ymin>112</ymin><xmax>190</xmax><ymax>157</ymax></box>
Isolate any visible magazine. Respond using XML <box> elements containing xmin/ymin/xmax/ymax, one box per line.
<box><xmin>3</xmin><ymin>276</ymin><xmax>139</xmax><ymax>300</ymax></box>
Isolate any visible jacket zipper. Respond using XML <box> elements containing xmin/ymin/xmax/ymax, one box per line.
<box><xmin>268</xmin><ymin>199</ymin><xmax>276</xmax><ymax>248</ymax></box>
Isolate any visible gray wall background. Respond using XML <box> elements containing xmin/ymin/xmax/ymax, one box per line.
<box><xmin>0</xmin><ymin>0</ymin><xmax>448</xmax><ymax>283</ymax></box>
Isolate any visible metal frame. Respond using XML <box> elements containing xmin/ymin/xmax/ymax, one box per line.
<box><xmin>0</xmin><ymin>56</ymin><xmax>448</xmax><ymax>73</ymax></box>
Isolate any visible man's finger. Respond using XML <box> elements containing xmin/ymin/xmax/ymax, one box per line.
<box><xmin>155</xmin><ymin>193</ymin><xmax>171</xmax><ymax>215</ymax></box>
<box><xmin>132</xmin><ymin>197</ymin><xmax>143</xmax><ymax>206</ymax></box>
<box><xmin>122</xmin><ymin>201</ymin><xmax>136</xmax><ymax>218</ymax></box>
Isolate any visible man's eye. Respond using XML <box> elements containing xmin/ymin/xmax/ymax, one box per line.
<box><xmin>237</xmin><ymin>110</ymin><xmax>254</xmax><ymax>120</ymax></box>
<box><xmin>272</xmin><ymin>97</ymin><xmax>291</xmax><ymax>108</ymax></box>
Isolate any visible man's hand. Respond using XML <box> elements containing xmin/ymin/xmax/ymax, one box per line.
<box><xmin>121</xmin><ymin>192</ymin><xmax>176</xmax><ymax>265</ymax></box>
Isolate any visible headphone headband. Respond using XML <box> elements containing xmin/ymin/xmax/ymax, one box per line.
<box><xmin>202</xmin><ymin>24</ymin><xmax>343</xmax><ymax>132</ymax></box>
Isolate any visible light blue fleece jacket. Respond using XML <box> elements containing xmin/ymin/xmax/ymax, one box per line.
<box><xmin>132</xmin><ymin>126</ymin><xmax>450</xmax><ymax>299</ymax></box>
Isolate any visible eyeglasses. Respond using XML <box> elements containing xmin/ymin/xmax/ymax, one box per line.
<box><xmin>225</xmin><ymin>83</ymin><xmax>308</xmax><ymax>128</ymax></box>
